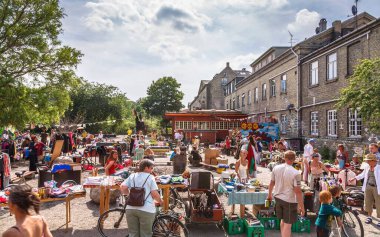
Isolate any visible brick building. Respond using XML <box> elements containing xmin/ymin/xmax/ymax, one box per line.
<box><xmin>189</xmin><ymin>62</ymin><xmax>250</xmax><ymax>110</ymax></box>
<box><xmin>299</xmin><ymin>13</ymin><xmax>380</xmax><ymax>151</ymax></box>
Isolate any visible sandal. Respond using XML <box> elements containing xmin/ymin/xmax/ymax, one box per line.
<box><xmin>365</xmin><ymin>217</ymin><xmax>372</xmax><ymax>224</ymax></box>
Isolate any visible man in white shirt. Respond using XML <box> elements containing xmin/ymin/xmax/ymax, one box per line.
<box><xmin>303</xmin><ymin>139</ymin><xmax>315</xmax><ymax>183</ymax></box>
<box><xmin>268</xmin><ymin>150</ymin><xmax>304</xmax><ymax>237</ymax></box>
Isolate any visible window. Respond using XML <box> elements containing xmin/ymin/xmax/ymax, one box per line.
<box><xmin>310</xmin><ymin>61</ymin><xmax>319</xmax><ymax>85</ymax></box>
<box><xmin>248</xmin><ymin>90</ymin><xmax>252</xmax><ymax>105</ymax></box>
<box><xmin>175</xmin><ymin>121</ymin><xmax>192</xmax><ymax>130</ymax></box>
<box><xmin>254</xmin><ymin>87</ymin><xmax>258</xmax><ymax>103</ymax></box>
<box><xmin>327</xmin><ymin>110</ymin><xmax>337</xmax><ymax>136</ymax></box>
<box><xmin>262</xmin><ymin>83</ymin><xmax>267</xmax><ymax>100</ymax></box>
<box><xmin>241</xmin><ymin>94</ymin><xmax>245</xmax><ymax>107</ymax></box>
<box><xmin>281</xmin><ymin>74</ymin><xmax>287</xmax><ymax>93</ymax></box>
<box><xmin>328</xmin><ymin>53</ymin><xmax>337</xmax><ymax>80</ymax></box>
<box><xmin>349</xmin><ymin>109</ymin><xmax>362</xmax><ymax>137</ymax></box>
<box><xmin>270</xmin><ymin>80</ymin><xmax>276</xmax><ymax>97</ymax></box>
<box><xmin>229</xmin><ymin>99</ymin><xmax>232</xmax><ymax>109</ymax></box>
<box><xmin>226</xmin><ymin>101</ymin><xmax>229</xmax><ymax>109</ymax></box>
<box><xmin>236</xmin><ymin>95</ymin><xmax>240</xmax><ymax>108</ymax></box>
<box><xmin>232</xmin><ymin>97</ymin><xmax>235</xmax><ymax>110</ymax></box>
<box><xmin>280</xmin><ymin>114</ymin><xmax>287</xmax><ymax>134</ymax></box>
<box><xmin>194</xmin><ymin>121</ymin><xmax>209</xmax><ymax>130</ymax></box>
<box><xmin>310</xmin><ymin>112</ymin><xmax>319</xmax><ymax>135</ymax></box>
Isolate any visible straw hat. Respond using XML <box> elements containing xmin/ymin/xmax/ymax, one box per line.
<box><xmin>364</xmin><ymin>153</ymin><xmax>377</xmax><ymax>162</ymax></box>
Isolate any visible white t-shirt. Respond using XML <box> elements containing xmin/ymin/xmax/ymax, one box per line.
<box><xmin>303</xmin><ymin>144</ymin><xmax>314</xmax><ymax>161</ymax></box>
<box><xmin>271</xmin><ymin>163</ymin><xmax>301</xmax><ymax>203</ymax></box>
<box><xmin>122</xmin><ymin>172</ymin><xmax>158</xmax><ymax>213</ymax></box>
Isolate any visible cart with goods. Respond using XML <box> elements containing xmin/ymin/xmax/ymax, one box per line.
<box><xmin>185</xmin><ymin>171</ymin><xmax>224</xmax><ymax>225</ymax></box>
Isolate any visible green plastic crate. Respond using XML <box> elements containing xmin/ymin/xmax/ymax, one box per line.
<box><xmin>224</xmin><ymin>218</ymin><xmax>245</xmax><ymax>235</ymax></box>
<box><xmin>258</xmin><ymin>216</ymin><xmax>280</xmax><ymax>230</ymax></box>
<box><xmin>291</xmin><ymin>218</ymin><xmax>311</xmax><ymax>233</ymax></box>
<box><xmin>244</xmin><ymin>219</ymin><xmax>265</xmax><ymax>237</ymax></box>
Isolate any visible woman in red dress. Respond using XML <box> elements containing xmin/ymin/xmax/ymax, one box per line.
<box><xmin>105</xmin><ymin>150</ymin><xmax>118</xmax><ymax>176</ymax></box>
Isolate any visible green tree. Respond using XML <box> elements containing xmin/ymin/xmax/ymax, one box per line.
<box><xmin>337</xmin><ymin>58</ymin><xmax>380</xmax><ymax>132</ymax></box>
<box><xmin>142</xmin><ymin>77</ymin><xmax>184</xmax><ymax>134</ymax></box>
<box><xmin>0</xmin><ymin>0</ymin><xmax>82</xmax><ymax>128</ymax></box>
<box><xmin>65</xmin><ymin>81</ymin><xmax>134</xmax><ymax>134</ymax></box>
<box><xmin>142</xmin><ymin>77</ymin><xmax>184</xmax><ymax>117</ymax></box>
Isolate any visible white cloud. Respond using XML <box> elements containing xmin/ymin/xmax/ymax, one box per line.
<box><xmin>148</xmin><ymin>36</ymin><xmax>197</xmax><ymax>62</ymax></box>
<box><xmin>287</xmin><ymin>9</ymin><xmax>320</xmax><ymax>39</ymax></box>
<box><xmin>228</xmin><ymin>53</ymin><xmax>261</xmax><ymax>71</ymax></box>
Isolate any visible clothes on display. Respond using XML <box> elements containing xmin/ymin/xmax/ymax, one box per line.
<box><xmin>0</xmin><ymin>153</ymin><xmax>11</xmax><ymax>189</ymax></box>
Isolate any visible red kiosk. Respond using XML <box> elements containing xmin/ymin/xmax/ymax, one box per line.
<box><xmin>165</xmin><ymin>110</ymin><xmax>248</xmax><ymax>144</ymax></box>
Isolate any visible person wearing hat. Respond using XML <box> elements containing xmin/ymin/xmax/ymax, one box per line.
<box><xmin>303</xmin><ymin>139</ymin><xmax>316</xmax><ymax>184</ymax></box>
<box><xmin>350</xmin><ymin>153</ymin><xmax>380</xmax><ymax>226</ymax></box>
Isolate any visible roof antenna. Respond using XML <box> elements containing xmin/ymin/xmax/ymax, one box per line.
<box><xmin>288</xmin><ymin>30</ymin><xmax>296</xmax><ymax>47</ymax></box>
<box><xmin>348</xmin><ymin>0</ymin><xmax>359</xmax><ymax>28</ymax></box>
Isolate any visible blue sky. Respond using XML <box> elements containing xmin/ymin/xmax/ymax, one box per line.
<box><xmin>59</xmin><ymin>0</ymin><xmax>380</xmax><ymax>105</ymax></box>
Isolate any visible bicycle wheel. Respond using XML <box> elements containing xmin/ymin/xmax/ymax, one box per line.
<box><xmin>342</xmin><ymin>210</ymin><xmax>364</xmax><ymax>237</ymax></box>
<box><xmin>97</xmin><ymin>208</ymin><xmax>129</xmax><ymax>237</ymax></box>
<box><xmin>153</xmin><ymin>215</ymin><xmax>189</xmax><ymax>237</ymax></box>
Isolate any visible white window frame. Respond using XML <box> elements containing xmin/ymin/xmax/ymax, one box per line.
<box><xmin>232</xmin><ymin>98</ymin><xmax>235</xmax><ymax>109</ymax></box>
<box><xmin>236</xmin><ymin>95</ymin><xmax>240</xmax><ymax>108</ymax></box>
<box><xmin>241</xmin><ymin>94</ymin><xmax>245</xmax><ymax>107</ymax></box>
<box><xmin>280</xmin><ymin>74</ymin><xmax>287</xmax><ymax>93</ymax></box>
<box><xmin>280</xmin><ymin>114</ymin><xmax>287</xmax><ymax>134</ymax></box>
<box><xmin>349</xmin><ymin>109</ymin><xmax>362</xmax><ymax>137</ymax></box>
<box><xmin>262</xmin><ymin>83</ymin><xmax>267</xmax><ymax>100</ymax></box>
<box><xmin>327</xmin><ymin>53</ymin><xmax>337</xmax><ymax>80</ymax></box>
<box><xmin>254</xmin><ymin>87</ymin><xmax>258</xmax><ymax>103</ymax></box>
<box><xmin>310</xmin><ymin>111</ymin><xmax>319</xmax><ymax>136</ymax></box>
<box><xmin>327</xmin><ymin>110</ymin><xmax>337</xmax><ymax>137</ymax></box>
<box><xmin>226</xmin><ymin>101</ymin><xmax>229</xmax><ymax>109</ymax></box>
<box><xmin>248</xmin><ymin>90</ymin><xmax>252</xmax><ymax>105</ymax></box>
<box><xmin>310</xmin><ymin>61</ymin><xmax>319</xmax><ymax>85</ymax></box>
<box><xmin>270</xmin><ymin>80</ymin><xmax>276</xmax><ymax>97</ymax></box>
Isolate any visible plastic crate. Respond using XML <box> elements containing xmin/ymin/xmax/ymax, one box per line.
<box><xmin>224</xmin><ymin>218</ymin><xmax>245</xmax><ymax>235</ymax></box>
<box><xmin>258</xmin><ymin>216</ymin><xmax>280</xmax><ymax>230</ymax></box>
<box><xmin>244</xmin><ymin>219</ymin><xmax>265</xmax><ymax>237</ymax></box>
<box><xmin>291</xmin><ymin>218</ymin><xmax>311</xmax><ymax>233</ymax></box>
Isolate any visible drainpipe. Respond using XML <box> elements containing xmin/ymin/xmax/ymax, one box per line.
<box><xmin>289</xmin><ymin>47</ymin><xmax>301</xmax><ymax>137</ymax></box>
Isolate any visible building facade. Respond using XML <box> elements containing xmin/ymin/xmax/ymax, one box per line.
<box><xmin>189</xmin><ymin>62</ymin><xmax>250</xmax><ymax>111</ymax></box>
<box><xmin>300</xmin><ymin>13</ymin><xmax>380</xmax><ymax>151</ymax></box>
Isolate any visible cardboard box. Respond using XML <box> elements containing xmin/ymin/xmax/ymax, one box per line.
<box><xmin>205</xmin><ymin>148</ymin><xmax>220</xmax><ymax>159</ymax></box>
<box><xmin>211</xmin><ymin>158</ymin><xmax>218</xmax><ymax>165</ymax></box>
<box><xmin>217</xmin><ymin>158</ymin><xmax>228</xmax><ymax>165</ymax></box>
<box><xmin>204</xmin><ymin>157</ymin><xmax>211</xmax><ymax>164</ymax></box>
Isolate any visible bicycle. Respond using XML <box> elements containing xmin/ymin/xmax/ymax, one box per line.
<box><xmin>97</xmin><ymin>195</ymin><xmax>189</xmax><ymax>237</ymax></box>
<box><xmin>339</xmin><ymin>192</ymin><xmax>364</xmax><ymax>237</ymax></box>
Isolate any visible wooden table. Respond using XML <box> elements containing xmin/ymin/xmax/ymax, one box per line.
<box><xmin>0</xmin><ymin>193</ymin><xmax>85</xmax><ymax>230</ymax></box>
<box><xmin>83</xmin><ymin>183</ymin><xmax>186</xmax><ymax>215</ymax></box>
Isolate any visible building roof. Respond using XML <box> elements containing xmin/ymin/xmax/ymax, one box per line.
<box><xmin>165</xmin><ymin>109</ymin><xmax>248</xmax><ymax>118</ymax></box>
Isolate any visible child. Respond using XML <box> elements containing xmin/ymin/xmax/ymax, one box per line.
<box><xmin>315</xmin><ymin>190</ymin><xmax>342</xmax><ymax>237</ymax></box>
<box><xmin>329</xmin><ymin>185</ymin><xmax>342</xmax><ymax>209</ymax></box>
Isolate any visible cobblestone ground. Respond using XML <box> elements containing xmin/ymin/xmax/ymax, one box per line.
<box><xmin>1</xmin><ymin>153</ymin><xmax>379</xmax><ymax>237</ymax></box>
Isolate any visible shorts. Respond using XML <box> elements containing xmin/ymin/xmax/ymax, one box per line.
<box><xmin>275</xmin><ymin>197</ymin><xmax>298</xmax><ymax>224</ymax></box>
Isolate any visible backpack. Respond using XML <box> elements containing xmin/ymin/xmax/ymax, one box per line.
<box><xmin>126</xmin><ymin>174</ymin><xmax>151</xmax><ymax>207</ymax></box>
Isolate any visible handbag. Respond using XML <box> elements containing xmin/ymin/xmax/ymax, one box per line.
<box><xmin>126</xmin><ymin>174</ymin><xmax>151</xmax><ymax>206</ymax></box>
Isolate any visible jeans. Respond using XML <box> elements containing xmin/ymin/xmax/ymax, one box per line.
<box><xmin>126</xmin><ymin>209</ymin><xmax>155</xmax><ymax>237</ymax></box>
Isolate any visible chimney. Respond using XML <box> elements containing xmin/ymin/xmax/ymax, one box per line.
<box><xmin>332</xmin><ymin>20</ymin><xmax>342</xmax><ymax>39</ymax></box>
<box><xmin>226</xmin><ymin>62</ymin><xmax>230</xmax><ymax>67</ymax></box>
<box><xmin>242</xmin><ymin>68</ymin><xmax>246</xmax><ymax>71</ymax></box>
<box><xmin>319</xmin><ymin>18</ymin><xmax>327</xmax><ymax>32</ymax></box>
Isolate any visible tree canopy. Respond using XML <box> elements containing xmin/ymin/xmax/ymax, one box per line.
<box><xmin>0</xmin><ymin>0</ymin><xmax>82</xmax><ymax>128</ymax></box>
<box><xmin>142</xmin><ymin>76</ymin><xmax>184</xmax><ymax>117</ymax></box>
<box><xmin>65</xmin><ymin>81</ymin><xmax>134</xmax><ymax>133</ymax></box>
<box><xmin>337</xmin><ymin>58</ymin><xmax>380</xmax><ymax>132</ymax></box>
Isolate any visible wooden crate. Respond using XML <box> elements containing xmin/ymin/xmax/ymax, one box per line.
<box><xmin>189</xmin><ymin>189</ymin><xmax>223</xmax><ymax>223</ymax></box>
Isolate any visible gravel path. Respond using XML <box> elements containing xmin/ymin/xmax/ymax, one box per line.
<box><xmin>1</xmin><ymin>155</ymin><xmax>379</xmax><ymax>236</ymax></box>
